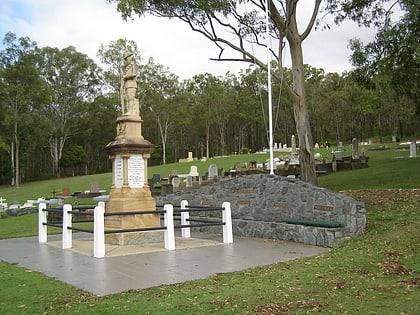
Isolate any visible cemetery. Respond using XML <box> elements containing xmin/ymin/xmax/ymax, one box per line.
<box><xmin>0</xmin><ymin>18</ymin><xmax>418</xmax><ymax>310</ymax></box>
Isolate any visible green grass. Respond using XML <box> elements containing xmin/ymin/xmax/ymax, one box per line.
<box><xmin>0</xmin><ymin>142</ymin><xmax>418</xmax><ymax>204</ymax></box>
<box><xmin>0</xmin><ymin>191</ymin><xmax>418</xmax><ymax>314</ymax></box>
<box><xmin>0</xmin><ymin>142</ymin><xmax>418</xmax><ymax>314</ymax></box>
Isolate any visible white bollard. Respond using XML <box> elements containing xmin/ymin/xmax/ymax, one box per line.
<box><xmin>164</xmin><ymin>204</ymin><xmax>175</xmax><ymax>250</ymax></box>
<box><xmin>94</xmin><ymin>202</ymin><xmax>105</xmax><ymax>258</ymax></box>
<box><xmin>222</xmin><ymin>202</ymin><xmax>233</xmax><ymax>244</ymax></box>
<box><xmin>62</xmin><ymin>204</ymin><xmax>72</xmax><ymax>249</ymax></box>
<box><xmin>180</xmin><ymin>200</ymin><xmax>191</xmax><ymax>238</ymax></box>
<box><xmin>38</xmin><ymin>202</ymin><xmax>47</xmax><ymax>243</ymax></box>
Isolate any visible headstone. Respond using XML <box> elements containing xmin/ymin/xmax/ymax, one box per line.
<box><xmin>290</xmin><ymin>135</ymin><xmax>299</xmax><ymax>165</ymax></box>
<box><xmin>188</xmin><ymin>151</ymin><xmax>193</xmax><ymax>161</ymax></box>
<box><xmin>352</xmin><ymin>138</ymin><xmax>359</xmax><ymax>160</ymax></box>
<box><xmin>60</xmin><ymin>187</ymin><xmax>71</xmax><ymax>197</ymax></box>
<box><xmin>274</xmin><ymin>142</ymin><xmax>278</xmax><ymax>150</ymax></box>
<box><xmin>392</xmin><ymin>135</ymin><xmax>397</xmax><ymax>142</ymax></box>
<box><xmin>409</xmin><ymin>140</ymin><xmax>417</xmax><ymax>158</ymax></box>
<box><xmin>338</xmin><ymin>141</ymin><xmax>344</xmax><ymax>148</ymax></box>
<box><xmin>208</xmin><ymin>164</ymin><xmax>218</xmax><ymax>178</ymax></box>
<box><xmin>149</xmin><ymin>174</ymin><xmax>161</xmax><ymax>189</ymax></box>
<box><xmin>171</xmin><ymin>176</ymin><xmax>180</xmax><ymax>188</ymax></box>
<box><xmin>332</xmin><ymin>151</ymin><xmax>343</xmax><ymax>161</ymax></box>
<box><xmin>189</xmin><ymin>165</ymin><xmax>199</xmax><ymax>177</ymax></box>
<box><xmin>186</xmin><ymin>176</ymin><xmax>193</xmax><ymax>188</ymax></box>
<box><xmin>314</xmin><ymin>142</ymin><xmax>319</xmax><ymax>149</ymax></box>
<box><xmin>90</xmin><ymin>182</ymin><xmax>100</xmax><ymax>193</ymax></box>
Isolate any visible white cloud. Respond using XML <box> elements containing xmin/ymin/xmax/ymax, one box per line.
<box><xmin>1</xmin><ymin>0</ymin><xmax>377</xmax><ymax>79</ymax></box>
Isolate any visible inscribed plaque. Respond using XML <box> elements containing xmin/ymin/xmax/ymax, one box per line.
<box><xmin>114</xmin><ymin>155</ymin><xmax>123</xmax><ymax>188</ymax></box>
<box><xmin>128</xmin><ymin>155</ymin><xmax>145</xmax><ymax>188</ymax></box>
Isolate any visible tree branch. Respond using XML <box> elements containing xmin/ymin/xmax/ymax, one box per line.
<box><xmin>301</xmin><ymin>0</ymin><xmax>322</xmax><ymax>41</ymax></box>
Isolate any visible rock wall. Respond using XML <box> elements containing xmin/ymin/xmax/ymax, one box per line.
<box><xmin>157</xmin><ymin>174</ymin><xmax>366</xmax><ymax>247</ymax></box>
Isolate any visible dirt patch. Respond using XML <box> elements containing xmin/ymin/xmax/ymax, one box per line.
<box><xmin>340</xmin><ymin>189</ymin><xmax>420</xmax><ymax>205</ymax></box>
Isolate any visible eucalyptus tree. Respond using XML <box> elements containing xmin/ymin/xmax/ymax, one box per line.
<box><xmin>0</xmin><ymin>32</ymin><xmax>45</xmax><ymax>186</ymax></box>
<box><xmin>138</xmin><ymin>58</ymin><xmax>180</xmax><ymax>165</ymax></box>
<box><xmin>97</xmin><ymin>38</ymin><xmax>141</xmax><ymax>108</ymax></box>
<box><xmin>348</xmin><ymin>0</ymin><xmax>419</xmax><ymax>135</ymax></box>
<box><xmin>186</xmin><ymin>73</ymin><xmax>227</xmax><ymax>158</ymax></box>
<box><xmin>108</xmin><ymin>0</ymin><xmax>397</xmax><ymax>184</ymax></box>
<box><xmin>107</xmin><ymin>0</ymin><xmax>318</xmax><ymax>183</ymax></box>
<box><xmin>38</xmin><ymin>46</ymin><xmax>102</xmax><ymax>177</ymax></box>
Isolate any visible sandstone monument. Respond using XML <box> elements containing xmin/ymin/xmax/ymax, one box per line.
<box><xmin>105</xmin><ymin>50</ymin><xmax>159</xmax><ymax>245</ymax></box>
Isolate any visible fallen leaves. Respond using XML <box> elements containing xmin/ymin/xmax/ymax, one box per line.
<box><xmin>374</xmin><ymin>259</ymin><xmax>411</xmax><ymax>275</ymax></box>
<box><xmin>248</xmin><ymin>302</ymin><xmax>290</xmax><ymax>314</ymax></box>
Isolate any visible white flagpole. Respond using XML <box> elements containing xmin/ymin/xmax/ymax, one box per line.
<box><xmin>265</xmin><ymin>0</ymin><xmax>275</xmax><ymax>175</ymax></box>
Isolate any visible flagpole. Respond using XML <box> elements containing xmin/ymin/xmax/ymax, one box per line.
<box><xmin>265</xmin><ymin>0</ymin><xmax>275</xmax><ymax>175</ymax></box>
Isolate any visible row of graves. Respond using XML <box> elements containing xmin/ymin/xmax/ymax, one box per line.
<box><xmin>149</xmin><ymin>137</ymin><xmax>372</xmax><ymax>196</ymax></box>
<box><xmin>0</xmin><ymin>182</ymin><xmax>106</xmax><ymax>218</ymax></box>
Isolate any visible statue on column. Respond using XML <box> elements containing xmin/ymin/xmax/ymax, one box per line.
<box><xmin>120</xmin><ymin>50</ymin><xmax>140</xmax><ymax>116</ymax></box>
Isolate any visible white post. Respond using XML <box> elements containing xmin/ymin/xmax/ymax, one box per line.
<box><xmin>222</xmin><ymin>202</ymin><xmax>233</xmax><ymax>244</ymax></box>
<box><xmin>38</xmin><ymin>202</ymin><xmax>47</xmax><ymax>243</ymax></box>
<box><xmin>410</xmin><ymin>140</ymin><xmax>417</xmax><ymax>158</ymax></box>
<box><xmin>164</xmin><ymin>204</ymin><xmax>175</xmax><ymax>250</ymax></box>
<box><xmin>94</xmin><ymin>202</ymin><xmax>105</xmax><ymax>258</ymax></box>
<box><xmin>265</xmin><ymin>0</ymin><xmax>275</xmax><ymax>175</ymax></box>
<box><xmin>180</xmin><ymin>200</ymin><xmax>190</xmax><ymax>238</ymax></box>
<box><xmin>62</xmin><ymin>204</ymin><xmax>72</xmax><ymax>249</ymax></box>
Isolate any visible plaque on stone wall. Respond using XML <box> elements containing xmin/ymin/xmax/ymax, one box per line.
<box><xmin>314</xmin><ymin>204</ymin><xmax>334</xmax><ymax>211</ymax></box>
<box><xmin>114</xmin><ymin>155</ymin><xmax>123</xmax><ymax>188</ymax></box>
<box><xmin>128</xmin><ymin>154</ymin><xmax>145</xmax><ymax>188</ymax></box>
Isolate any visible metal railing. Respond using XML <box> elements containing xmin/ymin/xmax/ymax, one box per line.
<box><xmin>38</xmin><ymin>200</ymin><xmax>232</xmax><ymax>258</ymax></box>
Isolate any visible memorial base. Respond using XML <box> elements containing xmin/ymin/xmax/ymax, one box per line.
<box><xmin>105</xmin><ymin>230</ymin><xmax>163</xmax><ymax>246</ymax></box>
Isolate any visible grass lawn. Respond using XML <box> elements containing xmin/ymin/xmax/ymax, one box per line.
<box><xmin>0</xmin><ymin>142</ymin><xmax>419</xmax><ymax>314</ymax></box>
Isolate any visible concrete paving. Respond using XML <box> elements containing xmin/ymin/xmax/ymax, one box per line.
<box><xmin>0</xmin><ymin>233</ymin><xmax>329</xmax><ymax>296</ymax></box>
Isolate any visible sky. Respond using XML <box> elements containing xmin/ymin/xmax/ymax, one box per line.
<box><xmin>0</xmin><ymin>0</ymin><xmax>379</xmax><ymax>80</ymax></box>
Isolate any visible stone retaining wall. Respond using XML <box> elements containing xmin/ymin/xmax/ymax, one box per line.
<box><xmin>157</xmin><ymin>174</ymin><xmax>366</xmax><ymax>247</ymax></box>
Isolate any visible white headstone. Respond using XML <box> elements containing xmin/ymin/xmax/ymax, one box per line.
<box><xmin>290</xmin><ymin>135</ymin><xmax>299</xmax><ymax>165</ymax></box>
<box><xmin>189</xmin><ymin>165</ymin><xmax>199</xmax><ymax>177</ymax></box>
<box><xmin>409</xmin><ymin>140</ymin><xmax>417</xmax><ymax>158</ymax></box>
<box><xmin>208</xmin><ymin>164</ymin><xmax>218</xmax><ymax>178</ymax></box>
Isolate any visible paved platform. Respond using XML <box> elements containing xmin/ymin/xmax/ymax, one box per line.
<box><xmin>0</xmin><ymin>233</ymin><xmax>329</xmax><ymax>296</ymax></box>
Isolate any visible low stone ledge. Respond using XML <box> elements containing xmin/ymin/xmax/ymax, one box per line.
<box><xmin>157</xmin><ymin>174</ymin><xmax>366</xmax><ymax>247</ymax></box>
